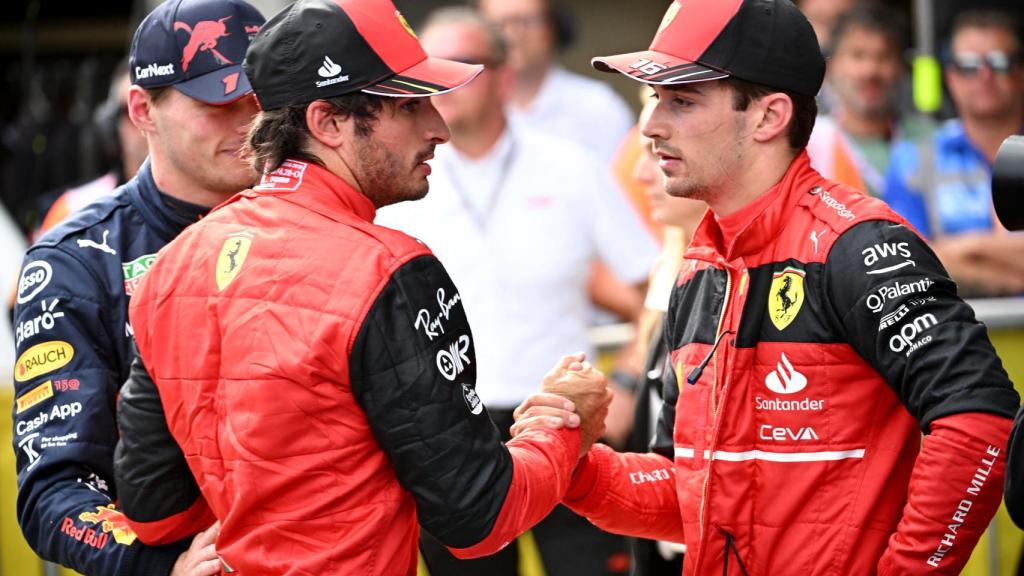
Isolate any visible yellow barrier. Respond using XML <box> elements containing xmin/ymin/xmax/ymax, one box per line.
<box><xmin>3</xmin><ymin>325</ymin><xmax>1024</xmax><ymax>575</ymax></box>
<box><xmin>1</xmin><ymin>384</ymin><xmax>41</xmax><ymax>576</ymax></box>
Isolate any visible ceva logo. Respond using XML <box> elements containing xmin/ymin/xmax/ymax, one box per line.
<box><xmin>764</xmin><ymin>353</ymin><xmax>807</xmax><ymax>395</ymax></box>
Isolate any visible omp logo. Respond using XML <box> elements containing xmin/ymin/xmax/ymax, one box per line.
<box><xmin>15</xmin><ymin>380</ymin><xmax>54</xmax><ymax>414</ymax></box>
<box><xmin>863</xmin><ymin>242</ymin><xmax>915</xmax><ymax>275</ymax></box>
<box><xmin>18</xmin><ymin>261</ymin><xmax>53</xmax><ymax>304</ymax></box>
<box><xmin>437</xmin><ymin>334</ymin><xmax>471</xmax><ymax>381</ymax></box>
<box><xmin>760</xmin><ymin>424</ymin><xmax>820</xmax><ymax>441</ymax></box>
<box><xmin>16</xmin><ymin>298</ymin><xmax>65</xmax><ymax>347</ymax></box>
<box><xmin>134</xmin><ymin>62</ymin><xmax>175</xmax><ymax>79</ymax></box>
<box><xmin>318</xmin><ymin>55</ymin><xmax>342</xmax><ymax>78</ymax></box>
<box><xmin>764</xmin><ymin>353</ymin><xmax>807</xmax><ymax>394</ymax></box>
<box><xmin>889</xmin><ymin>313</ymin><xmax>937</xmax><ymax>356</ymax></box>
<box><xmin>16</xmin><ymin>341</ymin><xmax>74</xmax><ymax>382</ymax></box>
<box><xmin>315</xmin><ymin>55</ymin><xmax>350</xmax><ymax>88</ymax></box>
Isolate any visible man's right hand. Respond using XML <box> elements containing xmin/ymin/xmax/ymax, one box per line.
<box><xmin>170</xmin><ymin>521</ymin><xmax>221</xmax><ymax>576</ymax></box>
<box><xmin>512</xmin><ymin>355</ymin><xmax>612</xmax><ymax>458</ymax></box>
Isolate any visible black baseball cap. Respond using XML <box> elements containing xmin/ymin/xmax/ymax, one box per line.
<box><xmin>129</xmin><ymin>0</ymin><xmax>265</xmax><ymax>105</ymax></box>
<box><xmin>243</xmin><ymin>0</ymin><xmax>484</xmax><ymax>111</ymax></box>
<box><xmin>592</xmin><ymin>0</ymin><xmax>825</xmax><ymax>97</ymax></box>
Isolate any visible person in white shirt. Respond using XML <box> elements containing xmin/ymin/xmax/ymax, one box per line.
<box><xmin>479</xmin><ymin>0</ymin><xmax>634</xmax><ymax>163</ymax></box>
<box><xmin>376</xmin><ymin>7</ymin><xmax>657</xmax><ymax>576</ymax></box>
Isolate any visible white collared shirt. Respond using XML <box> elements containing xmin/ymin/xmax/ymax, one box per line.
<box><xmin>377</xmin><ymin>125</ymin><xmax>657</xmax><ymax>408</ymax></box>
<box><xmin>507</xmin><ymin>65</ymin><xmax>635</xmax><ymax>164</ymax></box>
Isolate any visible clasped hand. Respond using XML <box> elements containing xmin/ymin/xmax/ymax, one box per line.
<box><xmin>510</xmin><ymin>353</ymin><xmax>612</xmax><ymax>459</ymax></box>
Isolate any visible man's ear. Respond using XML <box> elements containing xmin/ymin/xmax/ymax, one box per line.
<box><xmin>127</xmin><ymin>85</ymin><xmax>156</xmax><ymax>133</ymax></box>
<box><xmin>751</xmin><ymin>92</ymin><xmax>794</xmax><ymax>144</ymax></box>
<box><xmin>306</xmin><ymin>100</ymin><xmax>348</xmax><ymax>148</ymax></box>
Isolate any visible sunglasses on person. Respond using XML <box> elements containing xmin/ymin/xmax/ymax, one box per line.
<box><xmin>949</xmin><ymin>50</ymin><xmax>1022</xmax><ymax>75</ymax></box>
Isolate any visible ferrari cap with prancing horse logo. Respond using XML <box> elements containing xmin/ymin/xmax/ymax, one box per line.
<box><xmin>243</xmin><ymin>0</ymin><xmax>485</xmax><ymax>110</ymax></box>
<box><xmin>129</xmin><ymin>0</ymin><xmax>265</xmax><ymax>105</ymax></box>
<box><xmin>591</xmin><ymin>0</ymin><xmax>825</xmax><ymax>97</ymax></box>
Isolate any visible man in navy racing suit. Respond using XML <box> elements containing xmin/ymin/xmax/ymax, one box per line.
<box><xmin>10</xmin><ymin>0</ymin><xmax>264</xmax><ymax>573</ymax></box>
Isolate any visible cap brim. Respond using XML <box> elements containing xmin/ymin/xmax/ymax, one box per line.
<box><xmin>174</xmin><ymin>65</ymin><xmax>253</xmax><ymax>105</ymax></box>
<box><xmin>591</xmin><ymin>50</ymin><xmax>729</xmax><ymax>85</ymax></box>
<box><xmin>362</xmin><ymin>57</ymin><xmax>484</xmax><ymax>97</ymax></box>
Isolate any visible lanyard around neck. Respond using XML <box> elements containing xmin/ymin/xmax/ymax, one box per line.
<box><xmin>442</xmin><ymin>135</ymin><xmax>517</xmax><ymax>232</ymax></box>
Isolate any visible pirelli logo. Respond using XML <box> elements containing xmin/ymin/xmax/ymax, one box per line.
<box><xmin>16</xmin><ymin>380</ymin><xmax>54</xmax><ymax>414</ymax></box>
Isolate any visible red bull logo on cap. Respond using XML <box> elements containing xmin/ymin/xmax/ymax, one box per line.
<box><xmin>175</xmin><ymin>16</ymin><xmax>234</xmax><ymax>72</ymax></box>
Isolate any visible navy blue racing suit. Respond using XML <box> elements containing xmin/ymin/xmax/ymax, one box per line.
<box><xmin>11</xmin><ymin>162</ymin><xmax>209</xmax><ymax>575</ymax></box>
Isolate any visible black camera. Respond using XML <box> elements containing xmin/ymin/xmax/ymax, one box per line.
<box><xmin>993</xmin><ymin>135</ymin><xmax>1024</xmax><ymax>231</ymax></box>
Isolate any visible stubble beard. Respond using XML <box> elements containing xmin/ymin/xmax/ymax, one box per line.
<box><xmin>355</xmin><ymin>136</ymin><xmax>430</xmax><ymax>208</ymax></box>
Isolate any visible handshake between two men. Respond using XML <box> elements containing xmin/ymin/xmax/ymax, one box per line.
<box><xmin>511</xmin><ymin>353</ymin><xmax>615</xmax><ymax>459</ymax></box>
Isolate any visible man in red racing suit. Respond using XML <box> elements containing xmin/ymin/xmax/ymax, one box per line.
<box><xmin>112</xmin><ymin>0</ymin><xmax>611</xmax><ymax>574</ymax></box>
<box><xmin>513</xmin><ymin>1</ymin><xmax>1019</xmax><ymax>574</ymax></box>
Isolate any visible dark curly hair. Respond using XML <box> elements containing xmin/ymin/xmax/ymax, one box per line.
<box><xmin>245</xmin><ymin>93</ymin><xmax>386</xmax><ymax>174</ymax></box>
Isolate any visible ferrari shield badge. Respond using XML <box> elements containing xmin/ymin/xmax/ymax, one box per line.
<box><xmin>215</xmin><ymin>232</ymin><xmax>253</xmax><ymax>291</ymax></box>
<box><xmin>768</xmin><ymin>265</ymin><xmax>805</xmax><ymax>331</ymax></box>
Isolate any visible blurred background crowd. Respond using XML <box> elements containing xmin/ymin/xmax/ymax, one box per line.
<box><xmin>1</xmin><ymin>0</ymin><xmax>1023</xmax><ymax>575</ymax></box>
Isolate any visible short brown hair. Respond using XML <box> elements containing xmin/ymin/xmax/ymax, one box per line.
<box><xmin>145</xmin><ymin>86</ymin><xmax>173</xmax><ymax>104</ymax></box>
<box><xmin>245</xmin><ymin>93</ymin><xmax>386</xmax><ymax>175</ymax></box>
<box><xmin>950</xmin><ymin>9</ymin><xmax>1021</xmax><ymax>52</ymax></box>
<box><xmin>724</xmin><ymin>77</ymin><xmax>817</xmax><ymax>151</ymax></box>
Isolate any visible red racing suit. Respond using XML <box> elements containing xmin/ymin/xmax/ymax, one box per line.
<box><xmin>112</xmin><ymin>160</ymin><xmax>581</xmax><ymax>575</ymax></box>
<box><xmin>563</xmin><ymin>152</ymin><xmax>1017</xmax><ymax>575</ymax></box>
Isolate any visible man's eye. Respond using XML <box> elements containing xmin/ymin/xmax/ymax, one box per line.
<box><xmin>401</xmin><ymin>99</ymin><xmax>421</xmax><ymax>112</ymax></box>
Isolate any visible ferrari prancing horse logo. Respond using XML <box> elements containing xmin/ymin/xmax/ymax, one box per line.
<box><xmin>768</xmin><ymin>266</ymin><xmax>805</xmax><ymax>331</ymax></box>
<box><xmin>215</xmin><ymin>232</ymin><xmax>253</xmax><ymax>291</ymax></box>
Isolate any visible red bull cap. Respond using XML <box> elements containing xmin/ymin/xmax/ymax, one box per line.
<box><xmin>591</xmin><ymin>0</ymin><xmax>825</xmax><ymax>97</ymax></box>
<box><xmin>243</xmin><ymin>0</ymin><xmax>484</xmax><ymax>110</ymax></box>
<box><xmin>129</xmin><ymin>0</ymin><xmax>266</xmax><ymax>105</ymax></box>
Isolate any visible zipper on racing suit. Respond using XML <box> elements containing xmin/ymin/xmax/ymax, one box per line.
<box><xmin>693</xmin><ymin>264</ymin><xmax>734</xmax><ymax>564</ymax></box>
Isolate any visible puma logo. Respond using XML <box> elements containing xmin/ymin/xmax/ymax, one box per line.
<box><xmin>76</xmin><ymin>230</ymin><xmax>117</xmax><ymax>255</ymax></box>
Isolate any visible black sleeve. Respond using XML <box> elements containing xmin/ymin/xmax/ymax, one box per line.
<box><xmin>650</xmin><ymin>356</ymin><xmax>679</xmax><ymax>461</ymax></box>
<box><xmin>114</xmin><ymin>343</ymin><xmax>204</xmax><ymax>528</ymax></box>
<box><xmin>349</xmin><ymin>255</ymin><xmax>513</xmax><ymax>549</ymax></box>
<box><xmin>1006</xmin><ymin>406</ymin><xmax>1024</xmax><ymax>528</ymax></box>
<box><xmin>823</xmin><ymin>220</ymin><xmax>1019</xmax><ymax>430</ymax></box>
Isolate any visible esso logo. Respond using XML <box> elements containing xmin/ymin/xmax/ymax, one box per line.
<box><xmin>18</xmin><ymin>261</ymin><xmax>53</xmax><ymax>304</ymax></box>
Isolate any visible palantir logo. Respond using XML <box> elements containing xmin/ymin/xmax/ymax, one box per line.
<box><xmin>764</xmin><ymin>353</ymin><xmax>807</xmax><ymax>394</ymax></box>
<box><xmin>318</xmin><ymin>55</ymin><xmax>342</xmax><ymax>78</ymax></box>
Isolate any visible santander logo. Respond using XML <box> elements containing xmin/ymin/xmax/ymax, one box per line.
<box><xmin>764</xmin><ymin>353</ymin><xmax>807</xmax><ymax>395</ymax></box>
